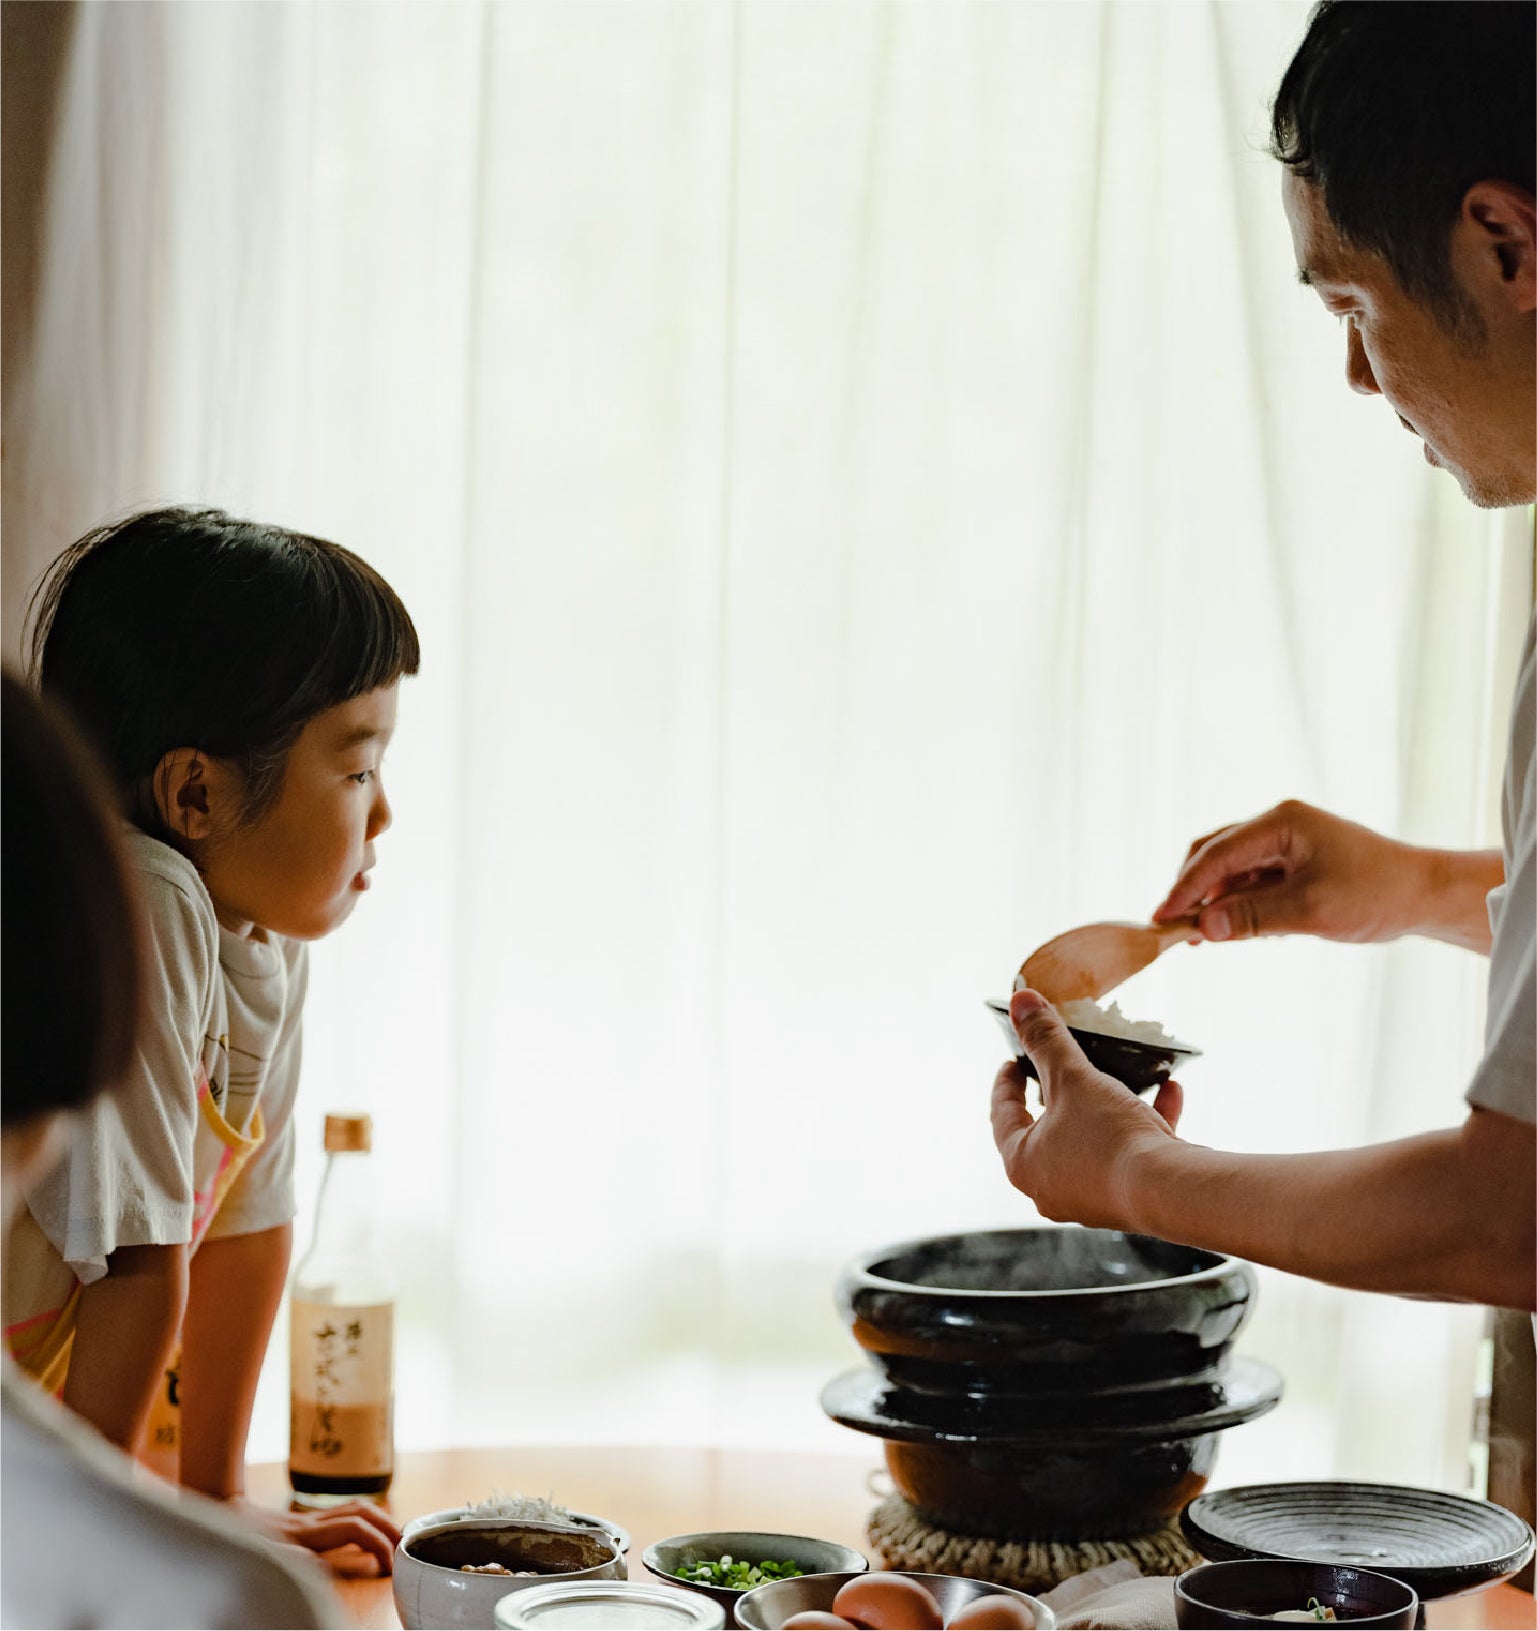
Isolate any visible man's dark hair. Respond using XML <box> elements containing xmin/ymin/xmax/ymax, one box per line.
<box><xmin>2</xmin><ymin>673</ymin><xmax>147</xmax><ymax>1125</ymax></box>
<box><xmin>1272</xmin><ymin>0</ymin><xmax>1536</xmax><ymax>326</ymax></box>
<box><xmin>27</xmin><ymin>507</ymin><xmax>420</xmax><ymax>842</ymax></box>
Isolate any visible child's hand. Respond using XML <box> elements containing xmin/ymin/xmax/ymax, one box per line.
<box><xmin>235</xmin><ymin>1497</ymin><xmax>403</xmax><ymax>1575</ymax></box>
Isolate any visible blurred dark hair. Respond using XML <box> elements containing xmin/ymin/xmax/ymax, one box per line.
<box><xmin>2</xmin><ymin>672</ymin><xmax>147</xmax><ymax>1126</ymax></box>
<box><xmin>1272</xmin><ymin>0</ymin><xmax>1536</xmax><ymax>329</ymax></box>
<box><xmin>28</xmin><ymin>507</ymin><xmax>420</xmax><ymax>842</ymax></box>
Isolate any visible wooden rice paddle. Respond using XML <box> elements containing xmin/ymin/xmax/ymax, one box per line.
<box><xmin>1018</xmin><ymin>918</ymin><xmax>1199</xmax><ymax>1006</ymax></box>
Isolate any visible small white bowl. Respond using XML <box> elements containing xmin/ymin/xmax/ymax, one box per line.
<box><xmin>392</xmin><ymin>1518</ymin><xmax>625</xmax><ymax>1630</ymax></box>
<box><xmin>404</xmin><ymin>1503</ymin><xmax>632</xmax><ymax>1557</ymax></box>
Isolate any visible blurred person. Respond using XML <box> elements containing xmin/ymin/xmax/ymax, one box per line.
<box><xmin>1</xmin><ymin>671</ymin><xmax>345</xmax><ymax>1628</ymax></box>
<box><xmin>4</xmin><ymin>508</ymin><xmax>418</xmax><ymax>1568</ymax></box>
<box><xmin>991</xmin><ymin>0</ymin><xmax>1535</xmax><ymax>1310</ymax></box>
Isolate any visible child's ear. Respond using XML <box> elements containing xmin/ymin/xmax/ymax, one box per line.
<box><xmin>151</xmin><ymin>749</ymin><xmax>239</xmax><ymax>843</ymax></box>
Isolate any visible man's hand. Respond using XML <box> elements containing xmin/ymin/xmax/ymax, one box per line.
<box><xmin>990</xmin><ymin>989</ymin><xmax>1183</xmax><ymax>1230</ymax></box>
<box><xmin>992</xmin><ymin>996</ymin><xmax>1535</xmax><ymax>1310</ymax></box>
<box><xmin>1151</xmin><ymin>799</ymin><xmax>1499</xmax><ymax>952</ymax></box>
<box><xmin>234</xmin><ymin>1498</ymin><xmax>403</xmax><ymax>1576</ymax></box>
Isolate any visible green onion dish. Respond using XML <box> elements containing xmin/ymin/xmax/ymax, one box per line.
<box><xmin>672</xmin><ymin>1556</ymin><xmax>805</xmax><ymax>1590</ymax></box>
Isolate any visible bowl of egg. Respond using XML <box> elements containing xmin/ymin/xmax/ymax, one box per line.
<box><xmin>734</xmin><ymin>1570</ymin><xmax>1052</xmax><ymax>1630</ymax></box>
<box><xmin>392</xmin><ymin>1518</ymin><xmax>625</xmax><ymax>1630</ymax></box>
<box><xmin>823</xmin><ymin>1227</ymin><xmax>1281</xmax><ymax>1540</ymax></box>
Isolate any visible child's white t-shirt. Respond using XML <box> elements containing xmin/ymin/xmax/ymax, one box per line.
<box><xmin>4</xmin><ymin>832</ymin><xmax>307</xmax><ymax>1384</ymax></box>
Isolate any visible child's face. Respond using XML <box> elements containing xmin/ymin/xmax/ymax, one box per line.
<box><xmin>202</xmin><ymin>684</ymin><xmax>399</xmax><ymax>940</ymax></box>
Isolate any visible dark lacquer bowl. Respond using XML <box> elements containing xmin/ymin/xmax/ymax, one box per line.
<box><xmin>822</xmin><ymin>1358</ymin><xmax>1281</xmax><ymax>1541</ymax></box>
<box><xmin>823</xmin><ymin>1228</ymin><xmax>1281</xmax><ymax>1541</ymax></box>
<box><xmin>1174</xmin><ymin>1560</ymin><xmax>1418</xmax><ymax>1628</ymax></box>
<box><xmin>839</xmin><ymin>1228</ymin><xmax>1256</xmax><ymax>1394</ymax></box>
<box><xmin>985</xmin><ymin>999</ymin><xmax>1201</xmax><ymax>1095</ymax></box>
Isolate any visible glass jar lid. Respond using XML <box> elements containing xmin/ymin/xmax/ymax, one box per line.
<box><xmin>494</xmin><ymin>1580</ymin><xmax>726</xmax><ymax>1629</ymax></box>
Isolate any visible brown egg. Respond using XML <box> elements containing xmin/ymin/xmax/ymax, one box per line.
<box><xmin>832</xmin><ymin>1573</ymin><xmax>945</xmax><ymax>1630</ymax></box>
<box><xmin>781</xmin><ymin>1615</ymin><xmax>858</xmax><ymax>1629</ymax></box>
<box><xmin>946</xmin><ymin>1593</ymin><xmax>1036</xmax><ymax>1630</ymax></box>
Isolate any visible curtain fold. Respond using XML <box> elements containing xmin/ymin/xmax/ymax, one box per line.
<box><xmin>2</xmin><ymin>0</ymin><xmax>1520</xmax><ymax>1493</ymax></box>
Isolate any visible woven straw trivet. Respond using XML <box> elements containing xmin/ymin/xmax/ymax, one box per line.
<box><xmin>867</xmin><ymin>1492</ymin><xmax>1201</xmax><ymax>1595</ymax></box>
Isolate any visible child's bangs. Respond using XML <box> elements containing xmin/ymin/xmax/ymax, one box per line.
<box><xmin>298</xmin><ymin>541</ymin><xmax>421</xmax><ymax>710</ymax></box>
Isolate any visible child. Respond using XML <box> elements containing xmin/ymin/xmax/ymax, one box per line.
<box><xmin>1</xmin><ymin>670</ymin><xmax>343</xmax><ymax>1627</ymax></box>
<box><xmin>3</xmin><ymin>507</ymin><xmax>416</xmax><ymax>1569</ymax></box>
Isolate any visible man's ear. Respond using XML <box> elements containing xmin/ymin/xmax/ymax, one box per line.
<box><xmin>1461</xmin><ymin>181</ymin><xmax>1537</xmax><ymax>315</ymax></box>
<box><xmin>151</xmin><ymin>749</ymin><xmax>239</xmax><ymax>843</ymax></box>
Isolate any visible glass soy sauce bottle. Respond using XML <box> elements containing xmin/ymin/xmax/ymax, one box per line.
<box><xmin>288</xmin><ymin>1112</ymin><xmax>395</xmax><ymax>1503</ymax></box>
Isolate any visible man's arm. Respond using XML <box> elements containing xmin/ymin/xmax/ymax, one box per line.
<box><xmin>1414</xmin><ymin>847</ymin><xmax>1505</xmax><ymax>953</ymax></box>
<box><xmin>1152</xmin><ymin>799</ymin><xmax>1502</xmax><ymax>954</ymax></box>
<box><xmin>1122</xmin><ymin>1108</ymin><xmax>1535</xmax><ymax>1309</ymax></box>
<box><xmin>994</xmin><ymin>992</ymin><xmax>1536</xmax><ymax>1310</ymax></box>
<box><xmin>62</xmin><ymin>1242</ymin><xmax>189</xmax><ymax>1452</ymax></box>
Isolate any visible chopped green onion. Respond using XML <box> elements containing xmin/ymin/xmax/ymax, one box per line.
<box><xmin>672</xmin><ymin>1556</ymin><xmax>806</xmax><ymax>1589</ymax></box>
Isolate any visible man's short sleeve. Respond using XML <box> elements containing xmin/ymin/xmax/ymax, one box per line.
<box><xmin>1467</xmin><ymin>619</ymin><xmax>1537</xmax><ymax>1128</ymax></box>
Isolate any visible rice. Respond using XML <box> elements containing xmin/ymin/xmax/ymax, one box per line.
<box><xmin>463</xmin><ymin>1490</ymin><xmax>574</xmax><ymax>1525</ymax></box>
<box><xmin>1055</xmin><ymin>996</ymin><xmax>1181</xmax><ymax>1048</ymax></box>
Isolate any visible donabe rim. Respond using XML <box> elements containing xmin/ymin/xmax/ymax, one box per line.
<box><xmin>852</xmin><ymin>1226</ymin><xmax>1249</xmax><ymax>1299</ymax></box>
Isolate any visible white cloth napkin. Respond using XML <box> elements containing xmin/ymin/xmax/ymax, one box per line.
<box><xmin>1039</xmin><ymin>1561</ymin><xmax>1180</xmax><ymax>1630</ymax></box>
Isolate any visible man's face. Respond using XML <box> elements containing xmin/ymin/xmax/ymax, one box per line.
<box><xmin>1283</xmin><ymin>171</ymin><xmax>1536</xmax><ymax>508</ymax></box>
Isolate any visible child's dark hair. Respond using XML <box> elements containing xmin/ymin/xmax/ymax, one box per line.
<box><xmin>2</xmin><ymin>672</ymin><xmax>147</xmax><ymax>1126</ymax></box>
<box><xmin>27</xmin><ymin>507</ymin><xmax>420</xmax><ymax>839</ymax></box>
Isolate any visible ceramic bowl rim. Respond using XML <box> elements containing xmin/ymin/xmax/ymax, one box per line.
<box><xmin>403</xmin><ymin>1504</ymin><xmax>631</xmax><ymax>1554</ymax></box>
<box><xmin>848</xmin><ymin>1226</ymin><xmax>1249</xmax><ymax>1301</ymax></box>
<box><xmin>641</xmin><ymin>1531</ymin><xmax>869</xmax><ymax>1599</ymax></box>
<box><xmin>398</xmin><ymin>1515</ymin><xmax>622</xmax><ymax>1578</ymax></box>
<box><xmin>984</xmin><ymin>997</ymin><xmax>1203</xmax><ymax>1059</ymax></box>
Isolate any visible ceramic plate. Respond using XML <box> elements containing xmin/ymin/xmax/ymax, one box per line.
<box><xmin>1180</xmin><ymin>1482</ymin><xmax>1535</xmax><ymax>1599</ymax></box>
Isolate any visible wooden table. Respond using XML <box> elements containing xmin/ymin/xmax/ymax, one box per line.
<box><xmin>249</xmin><ymin>1447</ymin><xmax>1535</xmax><ymax>1630</ymax></box>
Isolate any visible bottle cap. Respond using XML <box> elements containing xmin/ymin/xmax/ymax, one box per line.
<box><xmin>323</xmin><ymin>1112</ymin><xmax>372</xmax><ymax>1153</ymax></box>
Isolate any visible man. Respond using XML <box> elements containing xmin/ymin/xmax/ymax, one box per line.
<box><xmin>991</xmin><ymin>0</ymin><xmax>1535</xmax><ymax>1311</ymax></box>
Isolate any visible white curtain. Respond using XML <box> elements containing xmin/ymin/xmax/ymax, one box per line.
<box><xmin>5</xmin><ymin>0</ymin><xmax>1526</xmax><ymax>1495</ymax></box>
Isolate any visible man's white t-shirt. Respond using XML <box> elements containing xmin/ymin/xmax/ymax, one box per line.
<box><xmin>1466</xmin><ymin>609</ymin><xmax>1536</xmax><ymax>1125</ymax></box>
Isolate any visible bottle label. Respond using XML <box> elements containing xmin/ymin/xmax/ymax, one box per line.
<box><xmin>288</xmin><ymin>1299</ymin><xmax>394</xmax><ymax>1479</ymax></box>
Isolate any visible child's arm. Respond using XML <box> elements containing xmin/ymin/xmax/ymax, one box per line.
<box><xmin>177</xmin><ymin>1222</ymin><xmax>291</xmax><ymax>1500</ymax></box>
<box><xmin>62</xmin><ymin>1242</ymin><xmax>188</xmax><ymax>1452</ymax></box>
<box><xmin>178</xmin><ymin>1221</ymin><xmax>403</xmax><ymax>1572</ymax></box>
